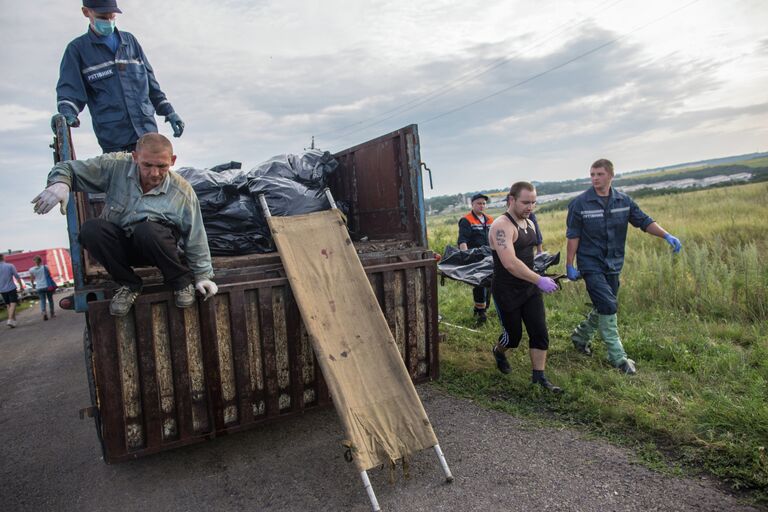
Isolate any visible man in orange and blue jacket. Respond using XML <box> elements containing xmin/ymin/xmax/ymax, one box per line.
<box><xmin>458</xmin><ymin>193</ymin><xmax>494</xmax><ymax>323</ymax></box>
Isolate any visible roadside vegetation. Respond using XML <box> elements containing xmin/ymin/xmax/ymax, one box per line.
<box><xmin>429</xmin><ymin>181</ymin><xmax>768</xmax><ymax>503</ymax></box>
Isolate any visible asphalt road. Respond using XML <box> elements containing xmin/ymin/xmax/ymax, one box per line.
<box><xmin>0</xmin><ymin>305</ymin><xmax>761</xmax><ymax>511</ymax></box>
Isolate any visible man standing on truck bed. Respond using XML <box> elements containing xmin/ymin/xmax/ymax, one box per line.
<box><xmin>489</xmin><ymin>182</ymin><xmax>562</xmax><ymax>392</ymax></box>
<box><xmin>31</xmin><ymin>133</ymin><xmax>217</xmax><ymax>316</ymax></box>
<box><xmin>54</xmin><ymin>0</ymin><xmax>184</xmax><ymax>153</ymax></box>
<box><xmin>566</xmin><ymin>159</ymin><xmax>682</xmax><ymax>374</ymax></box>
<box><xmin>458</xmin><ymin>193</ymin><xmax>494</xmax><ymax>323</ymax></box>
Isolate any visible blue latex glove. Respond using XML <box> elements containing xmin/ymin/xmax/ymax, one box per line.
<box><xmin>566</xmin><ymin>264</ymin><xmax>581</xmax><ymax>281</ymax></box>
<box><xmin>50</xmin><ymin>113</ymin><xmax>79</xmax><ymax>132</ymax></box>
<box><xmin>165</xmin><ymin>112</ymin><xmax>185</xmax><ymax>137</ymax></box>
<box><xmin>664</xmin><ymin>233</ymin><xmax>682</xmax><ymax>253</ymax></box>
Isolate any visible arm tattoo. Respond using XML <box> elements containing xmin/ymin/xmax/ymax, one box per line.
<box><xmin>495</xmin><ymin>229</ymin><xmax>508</xmax><ymax>249</ymax></box>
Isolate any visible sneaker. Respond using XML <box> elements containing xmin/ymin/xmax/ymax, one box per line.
<box><xmin>492</xmin><ymin>347</ymin><xmax>511</xmax><ymax>374</ymax></box>
<box><xmin>110</xmin><ymin>286</ymin><xmax>140</xmax><ymax>316</ymax></box>
<box><xmin>174</xmin><ymin>284</ymin><xmax>196</xmax><ymax>308</ymax></box>
<box><xmin>533</xmin><ymin>377</ymin><xmax>563</xmax><ymax>393</ymax></box>
<box><xmin>617</xmin><ymin>358</ymin><xmax>637</xmax><ymax>375</ymax></box>
<box><xmin>43</xmin><ymin>313</ymin><xmax>49</xmax><ymax>321</ymax></box>
<box><xmin>474</xmin><ymin>308</ymin><xmax>487</xmax><ymax>325</ymax></box>
<box><xmin>7</xmin><ymin>319</ymin><xmax>16</xmax><ymax>328</ymax></box>
<box><xmin>571</xmin><ymin>339</ymin><xmax>592</xmax><ymax>357</ymax></box>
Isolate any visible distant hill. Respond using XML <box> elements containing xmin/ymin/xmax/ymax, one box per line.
<box><xmin>426</xmin><ymin>153</ymin><xmax>768</xmax><ymax>213</ymax></box>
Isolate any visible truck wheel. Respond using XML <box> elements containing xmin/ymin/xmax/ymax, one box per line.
<box><xmin>83</xmin><ymin>326</ymin><xmax>107</xmax><ymax>460</ymax></box>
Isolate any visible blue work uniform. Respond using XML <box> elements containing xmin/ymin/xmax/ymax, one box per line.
<box><xmin>566</xmin><ymin>187</ymin><xmax>654</xmax><ymax>314</ymax></box>
<box><xmin>56</xmin><ymin>28</ymin><xmax>175</xmax><ymax>153</ymax></box>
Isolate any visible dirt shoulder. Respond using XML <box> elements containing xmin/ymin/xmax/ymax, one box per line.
<box><xmin>0</xmin><ymin>306</ymin><xmax>760</xmax><ymax>511</ymax></box>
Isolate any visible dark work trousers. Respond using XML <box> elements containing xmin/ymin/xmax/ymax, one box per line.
<box><xmin>472</xmin><ymin>285</ymin><xmax>491</xmax><ymax>309</ymax></box>
<box><xmin>583</xmin><ymin>272</ymin><xmax>621</xmax><ymax>315</ymax></box>
<box><xmin>79</xmin><ymin>219</ymin><xmax>193</xmax><ymax>292</ymax></box>
<box><xmin>494</xmin><ymin>292</ymin><xmax>550</xmax><ymax>350</ymax></box>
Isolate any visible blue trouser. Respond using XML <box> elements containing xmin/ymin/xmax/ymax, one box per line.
<box><xmin>37</xmin><ymin>290</ymin><xmax>54</xmax><ymax>313</ymax></box>
<box><xmin>583</xmin><ymin>273</ymin><xmax>620</xmax><ymax>315</ymax></box>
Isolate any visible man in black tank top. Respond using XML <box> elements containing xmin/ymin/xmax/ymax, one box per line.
<box><xmin>488</xmin><ymin>182</ymin><xmax>561</xmax><ymax>392</ymax></box>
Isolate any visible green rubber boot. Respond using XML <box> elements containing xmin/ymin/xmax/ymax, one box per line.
<box><xmin>597</xmin><ymin>313</ymin><xmax>635</xmax><ymax>373</ymax></box>
<box><xmin>571</xmin><ymin>309</ymin><xmax>599</xmax><ymax>356</ymax></box>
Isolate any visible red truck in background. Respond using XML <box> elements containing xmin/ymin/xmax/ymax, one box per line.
<box><xmin>5</xmin><ymin>248</ymin><xmax>74</xmax><ymax>287</ymax></box>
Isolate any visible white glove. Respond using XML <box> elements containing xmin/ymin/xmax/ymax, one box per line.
<box><xmin>32</xmin><ymin>182</ymin><xmax>70</xmax><ymax>215</ymax></box>
<box><xmin>195</xmin><ymin>279</ymin><xmax>218</xmax><ymax>300</ymax></box>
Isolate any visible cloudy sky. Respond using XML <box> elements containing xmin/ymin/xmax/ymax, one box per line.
<box><xmin>1</xmin><ymin>0</ymin><xmax>766</xmax><ymax>252</ymax></box>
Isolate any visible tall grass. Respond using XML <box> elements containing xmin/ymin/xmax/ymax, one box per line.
<box><xmin>431</xmin><ymin>182</ymin><xmax>768</xmax><ymax>501</ymax></box>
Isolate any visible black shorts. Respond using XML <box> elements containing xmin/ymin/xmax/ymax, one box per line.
<box><xmin>494</xmin><ymin>290</ymin><xmax>549</xmax><ymax>351</ymax></box>
<box><xmin>1</xmin><ymin>289</ymin><xmax>19</xmax><ymax>305</ymax></box>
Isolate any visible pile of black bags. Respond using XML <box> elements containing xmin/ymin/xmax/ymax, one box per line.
<box><xmin>177</xmin><ymin>150</ymin><xmax>339</xmax><ymax>256</ymax></box>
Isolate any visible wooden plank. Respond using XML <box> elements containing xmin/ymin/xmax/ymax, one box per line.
<box><xmin>89</xmin><ymin>305</ymin><xmax>127</xmax><ymax>461</ymax></box>
<box><xmin>228</xmin><ymin>289</ymin><xmax>255</xmax><ymax>425</ymax></box>
<box><xmin>200</xmin><ymin>294</ymin><xmax>228</xmax><ymax>433</ymax></box>
<box><xmin>393</xmin><ymin>270</ymin><xmax>406</xmax><ymax>359</ymax></box>
<box><xmin>284</xmin><ymin>286</ymin><xmax>304</xmax><ymax>412</ymax></box>
<box><xmin>244</xmin><ymin>289</ymin><xmax>266</xmax><ymax>418</ymax></box>
<box><xmin>182</xmin><ymin>307</ymin><xmax>209</xmax><ymax>433</ymax></box>
<box><xmin>258</xmin><ymin>287</ymin><xmax>280</xmax><ymax>417</ymax></box>
<box><xmin>150</xmin><ymin>303</ymin><xmax>178</xmax><ymax>441</ymax></box>
<box><xmin>214</xmin><ymin>295</ymin><xmax>238</xmax><ymax>426</ymax></box>
<box><xmin>134</xmin><ymin>301</ymin><xmax>162</xmax><ymax>448</ymax></box>
<box><xmin>404</xmin><ymin>268</ymin><xmax>419</xmax><ymax>378</ymax></box>
<box><xmin>115</xmin><ymin>315</ymin><xmax>144</xmax><ymax>451</ymax></box>
<box><xmin>382</xmin><ymin>271</ymin><xmax>399</xmax><ymax>356</ymax></box>
<box><xmin>415</xmin><ymin>267</ymin><xmax>428</xmax><ymax>378</ymax></box>
<box><xmin>167</xmin><ymin>299</ymin><xmax>194</xmax><ymax>440</ymax></box>
<box><xmin>272</xmin><ymin>287</ymin><xmax>291</xmax><ymax>412</ymax></box>
<box><xmin>424</xmin><ymin>262</ymin><xmax>440</xmax><ymax>380</ymax></box>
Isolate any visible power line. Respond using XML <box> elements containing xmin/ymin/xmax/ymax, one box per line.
<box><xmin>418</xmin><ymin>0</ymin><xmax>702</xmax><ymax>126</ymax></box>
<box><xmin>326</xmin><ymin>0</ymin><xmax>702</xmax><ymax>147</ymax></box>
<box><xmin>313</xmin><ymin>0</ymin><xmax>626</xmax><ymax>142</ymax></box>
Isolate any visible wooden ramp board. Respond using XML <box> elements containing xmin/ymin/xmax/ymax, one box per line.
<box><xmin>268</xmin><ymin>209</ymin><xmax>438</xmax><ymax>471</ymax></box>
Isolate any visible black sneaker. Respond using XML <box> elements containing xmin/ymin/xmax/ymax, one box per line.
<box><xmin>492</xmin><ymin>347</ymin><xmax>511</xmax><ymax>374</ymax></box>
<box><xmin>533</xmin><ymin>377</ymin><xmax>562</xmax><ymax>393</ymax></box>
<box><xmin>474</xmin><ymin>308</ymin><xmax>487</xmax><ymax>324</ymax></box>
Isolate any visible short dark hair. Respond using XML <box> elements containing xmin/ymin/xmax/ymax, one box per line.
<box><xmin>136</xmin><ymin>133</ymin><xmax>174</xmax><ymax>154</ymax></box>
<box><xmin>0</xmin><ymin>254</ymin><xmax>4</xmax><ymax>262</ymax></box>
<box><xmin>591</xmin><ymin>158</ymin><xmax>614</xmax><ymax>176</ymax></box>
<box><xmin>508</xmin><ymin>181</ymin><xmax>535</xmax><ymax>200</ymax></box>
<box><xmin>33</xmin><ymin>256</ymin><xmax>42</xmax><ymax>265</ymax></box>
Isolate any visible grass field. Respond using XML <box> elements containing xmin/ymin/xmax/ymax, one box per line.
<box><xmin>430</xmin><ymin>182</ymin><xmax>768</xmax><ymax>502</ymax></box>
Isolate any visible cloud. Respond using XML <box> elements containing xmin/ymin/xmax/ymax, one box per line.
<box><xmin>0</xmin><ymin>105</ymin><xmax>51</xmax><ymax>132</ymax></box>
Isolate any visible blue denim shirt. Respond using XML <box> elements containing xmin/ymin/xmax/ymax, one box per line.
<box><xmin>566</xmin><ymin>187</ymin><xmax>653</xmax><ymax>274</ymax></box>
<box><xmin>56</xmin><ymin>29</ymin><xmax>175</xmax><ymax>152</ymax></box>
<box><xmin>48</xmin><ymin>153</ymin><xmax>214</xmax><ymax>280</ymax></box>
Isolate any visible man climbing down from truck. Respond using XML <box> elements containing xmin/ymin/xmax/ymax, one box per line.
<box><xmin>457</xmin><ymin>193</ymin><xmax>494</xmax><ymax>323</ymax></box>
<box><xmin>53</xmin><ymin>0</ymin><xmax>184</xmax><ymax>153</ymax></box>
<box><xmin>489</xmin><ymin>182</ymin><xmax>562</xmax><ymax>392</ymax></box>
<box><xmin>566</xmin><ymin>159</ymin><xmax>682</xmax><ymax>374</ymax></box>
<box><xmin>31</xmin><ymin>133</ymin><xmax>217</xmax><ymax>316</ymax></box>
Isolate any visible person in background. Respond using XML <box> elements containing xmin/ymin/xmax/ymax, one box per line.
<box><xmin>0</xmin><ymin>254</ymin><xmax>25</xmax><ymax>328</ymax></box>
<box><xmin>458</xmin><ymin>193</ymin><xmax>494</xmax><ymax>323</ymax></box>
<box><xmin>566</xmin><ymin>158</ymin><xmax>682</xmax><ymax>375</ymax></box>
<box><xmin>31</xmin><ymin>133</ymin><xmax>217</xmax><ymax>317</ymax></box>
<box><xmin>28</xmin><ymin>256</ymin><xmax>56</xmax><ymax>321</ymax></box>
<box><xmin>489</xmin><ymin>182</ymin><xmax>561</xmax><ymax>392</ymax></box>
<box><xmin>53</xmin><ymin>0</ymin><xmax>184</xmax><ymax>153</ymax></box>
